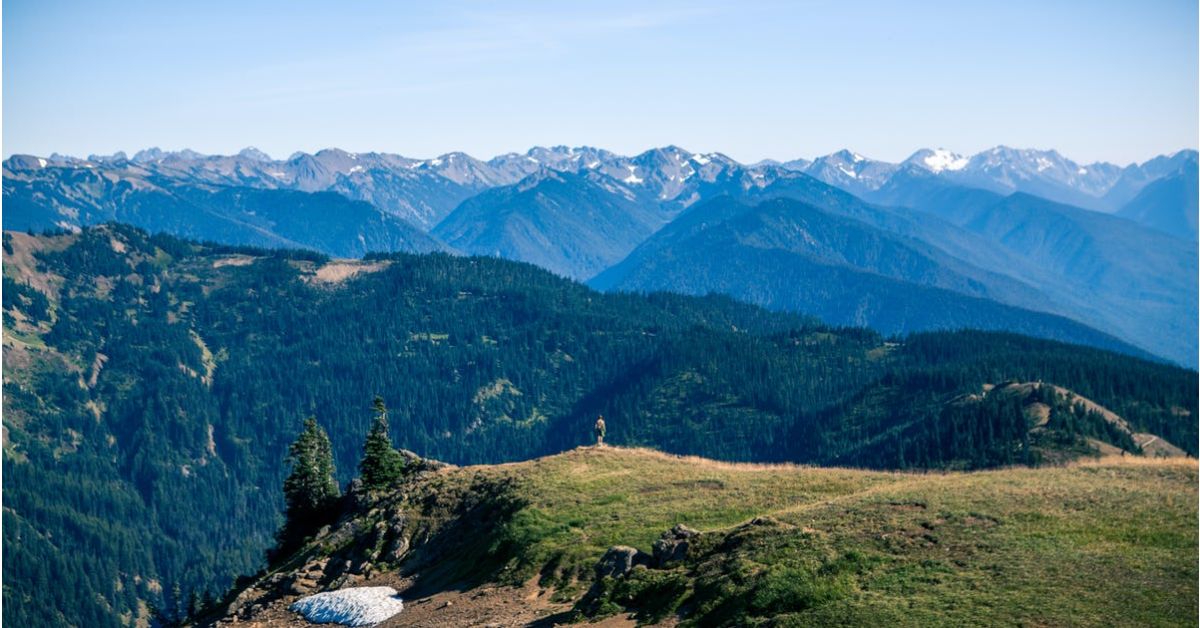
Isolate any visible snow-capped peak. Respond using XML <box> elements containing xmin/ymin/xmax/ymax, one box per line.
<box><xmin>917</xmin><ymin>148</ymin><xmax>968</xmax><ymax>173</ymax></box>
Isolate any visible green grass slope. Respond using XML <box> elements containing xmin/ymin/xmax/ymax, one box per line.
<box><xmin>217</xmin><ymin>446</ymin><xmax>1198</xmax><ymax>627</ymax></box>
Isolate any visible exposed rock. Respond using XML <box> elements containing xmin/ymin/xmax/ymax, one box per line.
<box><xmin>669</xmin><ymin>524</ymin><xmax>699</xmax><ymax>538</ymax></box>
<box><xmin>595</xmin><ymin>545</ymin><xmax>649</xmax><ymax>579</ymax></box>
<box><xmin>653</xmin><ymin>524</ymin><xmax>699</xmax><ymax>567</ymax></box>
<box><xmin>397</xmin><ymin>448</ymin><xmax>450</xmax><ymax>475</ymax></box>
<box><xmin>227</xmin><ymin>587</ymin><xmax>262</xmax><ymax>614</ymax></box>
<box><xmin>302</xmin><ymin>557</ymin><xmax>329</xmax><ymax>576</ymax></box>
<box><xmin>383</xmin><ymin>525</ymin><xmax>411</xmax><ymax>563</ymax></box>
<box><xmin>287</xmin><ymin>574</ymin><xmax>319</xmax><ymax>596</ymax></box>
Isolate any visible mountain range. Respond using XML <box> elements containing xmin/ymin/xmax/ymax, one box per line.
<box><xmin>4</xmin><ymin>143</ymin><xmax>1196</xmax><ymax>365</ymax></box>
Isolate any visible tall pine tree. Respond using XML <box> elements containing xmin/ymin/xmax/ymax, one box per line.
<box><xmin>360</xmin><ymin>396</ymin><xmax>406</xmax><ymax>491</ymax></box>
<box><xmin>276</xmin><ymin>417</ymin><xmax>340</xmax><ymax>556</ymax></box>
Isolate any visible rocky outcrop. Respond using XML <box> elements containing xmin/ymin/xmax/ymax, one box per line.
<box><xmin>204</xmin><ymin>461</ymin><xmax>533</xmax><ymax>626</ymax></box>
<box><xmin>595</xmin><ymin>545</ymin><xmax>650</xmax><ymax>579</ymax></box>
<box><xmin>652</xmin><ymin>524</ymin><xmax>699</xmax><ymax>567</ymax></box>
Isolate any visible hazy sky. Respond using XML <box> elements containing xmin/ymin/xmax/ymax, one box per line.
<box><xmin>4</xmin><ymin>0</ymin><xmax>1197</xmax><ymax>164</ymax></box>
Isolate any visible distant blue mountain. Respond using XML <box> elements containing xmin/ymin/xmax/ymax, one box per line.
<box><xmin>432</xmin><ymin>169</ymin><xmax>668</xmax><ymax>280</ymax></box>
<box><xmin>1116</xmin><ymin>159</ymin><xmax>1198</xmax><ymax>240</ymax></box>
<box><xmin>6</xmin><ymin>144</ymin><xmax>1195</xmax><ymax>365</ymax></box>
<box><xmin>591</xmin><ymin>196</ymin><xmax>1151</xmax><ymax>360</ymax></box>
<box><xmin>863</xmin><ymin>172</ymin><xmax>1197</xmax><ymax>366</ymax></box>
<box><xmin>3</xmin><ymin>159</ymin><xmax>443</xmax><ymax>257</ymax></box>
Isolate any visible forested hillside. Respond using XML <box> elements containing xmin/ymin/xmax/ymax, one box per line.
<box><xmin>3</xmin><ymin>225</ymin><xmax>1195</xmax><ymax>627</ymax></box>
<box><xmin>592</xmin><ymin>196</ymin><xmax>1157</xmax><ymax>359</ymax></box>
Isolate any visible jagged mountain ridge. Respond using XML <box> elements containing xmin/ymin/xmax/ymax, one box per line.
<box><xmin>12</xmin><ymin>143</ymin><xmax>1193</xmax><ymax>224</ymax></box>
<box><xmin>2</xmin><ymin>162</ymin><xmax>444</xmax><ymax>257</ymax></box>
<box><xmin>5</xmin><ymin>143</ymin><xmax>1194</xmax><ymax>362</ymax></box>
<box><xmin>791</xmin><ymin>145</ymin><xmax>1197</xmax><ymax>214</ymax></box>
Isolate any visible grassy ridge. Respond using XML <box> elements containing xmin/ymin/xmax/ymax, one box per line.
<box><xmin>449</xmin><ymin>447</ymin><xmax>1197</xmax><ymax>626</ymax></box>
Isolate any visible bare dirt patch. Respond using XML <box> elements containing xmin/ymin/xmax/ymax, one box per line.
<box><xmin>216</xmin><ymin>574</ymin><xmax>638</xmax><ymax>627</ymax></box>
<box><xmin>3</xmin><ymin>231</ymin><xmax>71</xmax><ymax>297</ymax></box>
<box><xmin>311</xmin><ymin>261</ymin><xmax>389</xmax><ymax>284</ymax></box>
<box><xmin>212</xmin><ymin>255</ymin><xmax>256</xmax><ymax>268</ymax></box>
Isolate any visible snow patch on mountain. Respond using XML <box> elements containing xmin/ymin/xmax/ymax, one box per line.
<box><xmin>921</xmin><ymin>149</ymin><xmax>968</xmax><ymax>172</ymax></box>
<box><xmin>623</xmin><ymin>164</ymin><xmax>643</xmax><ymax>184</ymax></box>
<box><xmin>289</xmin><ymin>587</ymin><xmax>404</xmax><ymax>626</ymax></box>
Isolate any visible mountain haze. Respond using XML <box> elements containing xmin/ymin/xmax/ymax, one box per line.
<box><xmin>592</xmin><ymin>196</ymin><xmax>1150</xmax><ymax>357</ymax></box>
<box><xmin>5</xmin><ymin>144</ymin><xmax>1195</xmax><ymax>364</ymax></box>
<box><xmin>432</xmin><ymin>169</ymin><xmax>666</xmax><ymax>280</ymax></box>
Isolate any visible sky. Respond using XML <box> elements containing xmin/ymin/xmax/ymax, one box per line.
<box><xmin>3</xmin><ymin>0</ymin><xmax>1197</xmax><ymax>165</ymax></box>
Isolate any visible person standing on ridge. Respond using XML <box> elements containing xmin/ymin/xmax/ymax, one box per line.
<box><xmin>594</xmin><ymin>415</ymin><xmax>607</xmax><ymax>447</ymax></box>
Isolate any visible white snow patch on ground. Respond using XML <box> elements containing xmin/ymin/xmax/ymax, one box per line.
<box><xmin>37</xmin><ymin>158</ymin><xmax>47</xmax><ymax>168</ymax></box>
<box><xmin>290</xmin><ymin>587</ymin><xmax>404</xmax><ymax>626</ymax></box>
<box><xmin>623</xmin><ymin>174</ymin><xmax>644</xmax><ymax>184</ymax></box>
<box><xmin>348</xmin><ymin>165</ymin><xmax>364</xmax><ymax>174</ymax></box>
<box><xmin>691</xmin><ymin>154</ymin><xmax>711</xmax><ymax>165</ymax></box>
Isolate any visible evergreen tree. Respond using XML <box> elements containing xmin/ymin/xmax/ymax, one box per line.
<box><xmin>276</xmin><ymin>417</ymin><xmax>340</xmax><ymax>555</ymax></box>
<box><xmin>359</xmin><ymin>396</ymin><xmax>406</xmax><ymax>491</ymax></box>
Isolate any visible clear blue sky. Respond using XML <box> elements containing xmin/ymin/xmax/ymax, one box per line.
<box><xmin>4</xmin><ymin>0</ymin><xmax>1196</xmax><ymax>164</ymax></box>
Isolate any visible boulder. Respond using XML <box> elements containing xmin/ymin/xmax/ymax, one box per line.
<box><xmin>595</xmin><ymin>545</ymin><xmax>649</xmax><ymax>579</ymax></box>
<box><xmin>669</xmin><ymin>524</ymin><xmax>699</xmax><ymax>538</ymax></box>
<box><xmin>652</xmin><ymin>524</ymin><xmax>699</xmax><ymax>567</ymax></box>
<box><xmin>286</xmin><ymin>575</ymin><xmax>318</xmax><ymax>596</ymax></box>
<box><xmin>383</xmin><ymin>533</ymin><xmax>410</xmax><ymax>563</ymax></box>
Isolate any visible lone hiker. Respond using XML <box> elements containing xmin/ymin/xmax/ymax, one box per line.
<box><xmin>594</xmin><ymin>415</ymin><xmax>607</xmax><ymax>447</ymax></box>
